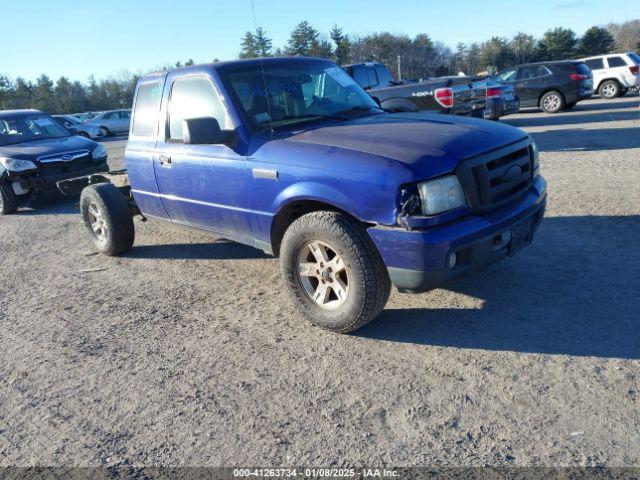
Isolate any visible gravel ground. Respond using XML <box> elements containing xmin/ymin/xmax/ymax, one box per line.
<box><xmin>0</xmin><ymin>96</ymin><xmax>639</xmax><ymax>468</ymax></box>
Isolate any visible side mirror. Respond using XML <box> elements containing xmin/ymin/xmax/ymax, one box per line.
<box><xmin>183</xmin><ymin>117</ymin><xmax>234</xmax><ymax>145</ymax></box>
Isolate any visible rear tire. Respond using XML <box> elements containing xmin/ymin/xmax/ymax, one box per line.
<box><xmin>599</xmin><ymin>80</ymin><xmax>620</xmax><ymax>99</ymax></box>
<box><xmin>99</xmin><ymin>126</ymin><xmax>111</xmax><ymax>137</ymax></box>
<box><xmin>280</xmin><ymin>211</ymin><xmax>391</xmax><ymax>334</ymax></box>
<box><xmin>80</xmin><ymin>183</ymin><xmax>134</xmax><ymax>256</ymax></box>
<box><xmin>540</xmin><ymin>91</ymin><xmax>565</xmax><ymax>113</ymax></box>
<box><xmin>0</xmin><ymin>181</ymin><xmax>18</xmax><ymax>215</ymax></box>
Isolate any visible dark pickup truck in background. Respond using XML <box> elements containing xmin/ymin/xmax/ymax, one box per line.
<box><xmin>345</xmin><ymin>62</ymin><xmax>487</xmax><ymax>116</ymax></box>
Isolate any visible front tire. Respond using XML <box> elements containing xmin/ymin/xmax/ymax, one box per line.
<box><xmin>280</xmin><ymin>211</ymin><xmax>391</xmax><ymax>333</ymax></box>
<box><xmin>0</xmin><ymin>181</ymin><xmax>18</xmax><ymax>215</ymax></box>
<box><xmin>540</xmin><ymin>91</ymin><xmax>565</xmax><ymax>113</ymax></box>
<box><xmin>600</xmin><ymin>80</ymin><xmax>620</xmax><ymax>99</ymax></box>
<box><xmin>80</xmin><ymin>183</ymin><xmax>134</xmax><ymax>256</ymax></box>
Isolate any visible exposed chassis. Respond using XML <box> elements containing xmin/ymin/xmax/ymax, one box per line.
<box><xmin>57</xmin><ymin>170</ymin><xmax>142</xmax><ymax>218</ymax></box>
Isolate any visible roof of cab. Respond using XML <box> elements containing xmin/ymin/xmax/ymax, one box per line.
<box><xmin>140</xmin><ymin>56</ymin><xmax>335</xmax><ymax>80</ymax></box>
<box><xmin>0</xmin><ymin>109</ymin><xmax>43</xmax><ymax>118</ymax></box>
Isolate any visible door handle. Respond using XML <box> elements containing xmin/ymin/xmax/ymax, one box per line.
<box><xmin>159</xmin><ymin>155</ymin><xmax>171</xmax><ymax>166</ymax></box>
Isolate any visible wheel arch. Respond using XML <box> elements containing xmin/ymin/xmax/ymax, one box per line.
<box><xmin>270</xmin><ymin>199</ymin><xmax>373</xmax><ymax>258</ymax></box>
<box><xmin>598</xmin><ymin>78</ymin><xmax>621</xmax><ymax>92</ymax></box>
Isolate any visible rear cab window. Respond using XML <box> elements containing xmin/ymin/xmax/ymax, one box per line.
<box><xmin>132</xmin><ymin>81</ymin><xmax>162</xmax><ymax>137</ymax></box>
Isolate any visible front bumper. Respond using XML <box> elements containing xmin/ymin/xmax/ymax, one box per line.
<box><xmin>3</xmin><ymin>162</ymin><xmax>109</xmax><ymax>195</ymax></box>
<box><xmin>369</xmin><ymin>176</ymin><xmax>547</xmax><ymax>293</ymax></box>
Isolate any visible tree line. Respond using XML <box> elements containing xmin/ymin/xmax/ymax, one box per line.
<box><xmin>1</xmin><ymin>20</ymin><xmax>638</xmax><ymax>115</ymax></box>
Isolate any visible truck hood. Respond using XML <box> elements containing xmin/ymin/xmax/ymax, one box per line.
<box><xmin>286</xmin><ymin>113</ymin><xmax>528</xmax><ymax>169</ymax></box>
<box><xmin>0</xmin><ymin>135</ymin><xmax>98</xmax><ymax>161</ymax></box>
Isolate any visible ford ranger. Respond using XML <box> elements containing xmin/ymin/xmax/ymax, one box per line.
<box><xmin>61</xmin><ymin>57</ymin><xmax>547</xmax><ymax>333</ymax></box>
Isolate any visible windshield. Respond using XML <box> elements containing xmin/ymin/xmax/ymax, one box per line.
<box><xmin>0</xmin><ymin>113</ymin><xmax>70</xmax><ymax>146</ymax></box>
<box><xmin>222</xmin><ymin>60</ymin><xmax>381</xmax><ymax>130</ymax></box>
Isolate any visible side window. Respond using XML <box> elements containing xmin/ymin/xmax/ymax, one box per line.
<box><xmin>132</xmin><ymin>81</ymin><xmax>161</xmax><ymax>136</ymax></box>
<box><xmin>494</xmin><ymin>68</ymin><xmax>516</xmax><ymax>82</ymax></box>
<box><xmin>122</xmin><ymin>111</ymin><xmax>131</xmax><ymax>119</ymax></box>
<box><xmin>607</xmin><ymin>56</ymin><xmax>627</xmax><ymax>68</ymax></box>
<box><xmin>168</xmin><ymin>76</ymin><xmax>230</xmax><ymax>141</ymax></box>
<box><xmin>352</xmin><ymin>67</ymin><xmax>369</xmax><ymax>89</ymax></box>
<box><xmin>586</xmin><ymin>58</ymin><xmax>605</xmax><ymax>70</ymax></box>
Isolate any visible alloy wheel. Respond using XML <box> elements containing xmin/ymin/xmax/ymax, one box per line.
<box><xmin>296</xmin><ymin>240</ymin><xmax>349</xmax><ymax>310</ymax></box>
<box><xmin>87</xmin><ymin>202</ymin><xmax>108</xmax><ymax>243</ymax></box>
<box><xmin>543</xmin><ymin>94</ymin><xmax>561</xmax><ymax>112</ymax></box>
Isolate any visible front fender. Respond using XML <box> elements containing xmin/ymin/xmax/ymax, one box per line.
<box><xmin>273</xmin><ymin>181</ymin><xmax>361</xmax><ymax>220</ymax></box>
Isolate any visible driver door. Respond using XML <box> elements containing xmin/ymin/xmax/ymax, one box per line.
<box><xmin>152</xmin><ymin>74</ymin><xmax>252</xmax><ymax>240</ymax></box>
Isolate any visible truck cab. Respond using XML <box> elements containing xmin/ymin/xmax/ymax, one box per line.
<box><xmin>71</xmin><ymin>57</ymin><xmax>547</xmax><ymax>334</ymax></box>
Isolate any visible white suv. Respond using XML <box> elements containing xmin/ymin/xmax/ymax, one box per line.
<box><xmin>582</xmin><ymin>53</ymin><xmax>640</xmax><ymax>99</ymax></box>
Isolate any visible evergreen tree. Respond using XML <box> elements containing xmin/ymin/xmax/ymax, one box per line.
<box><xmin>254</xmin><ymin>27</ymin><xmax>273</xmax><ymax>57</ymax></box>
<box><xmin>32</xmin><ymin>75</ymin><xmax>56</xmax><ymax>112</ymax></box>
<box><xmin>286</xmin><ymin>21</ymin><xmax>319</xmax><ymax>56</ymax></box>
<box><xmin>240</xmin><ymin>31</ymin><xmax>258</xmax><ymax>59</ymax></box>
<box><xmin>537</xmin><ymin>27</ymin><xmax>577</xmax><ymax>60</ymax></box>
<box><xmin>330</xmin><ymin>25</ymin><xmax>350</xmax><ymax>65</ymax></box>
<box><xmin>579</xmin><ymin>26</ymin><xmax>616</xmax><ymax>56</ymax></box>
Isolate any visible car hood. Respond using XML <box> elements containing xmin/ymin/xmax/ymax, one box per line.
<box><xmin>285</xmin><ymin>112</ymin><xmax>528</xmax><ymax>169</ymax></box>
<box><xmin>0</xmin><ymin>135</ymin><xmax>98</xmax><ymax>161</ymax></box>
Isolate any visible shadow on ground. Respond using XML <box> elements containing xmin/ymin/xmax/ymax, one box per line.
<box><xmin>125</xmin><ymin>239</ymin><xmax>270</xmax><ymax>260</ymax></box>
<box><xmin>531</xmin><ymin>127</ymin><xmax>640</xmax><ymax>152</ymax></box>
<box><xmin>17</xmin><ymin>195</ymin><xmax>78</xmax><ymax>216</ymax></box>
<box><xmin>358</xmin><ymin>215</ymin><xmax>640</xmax><ymax>360</ymax></box>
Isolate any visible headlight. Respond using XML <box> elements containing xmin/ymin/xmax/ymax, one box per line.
<box><xmin>0</xmin><ymin>157</ymin><xmax>38</xmax><ymax>172</ymax></box>
<box><xmin>531</xmin><ymin>141</ymin><xmax>540</xmax><ymax>176</ymax></box>
<box><xmin>417</xmin><ymin>175</ymin><xmax>467</xmax><ymax>216</ymax></box>
<box><xmin>92</xmin><ymin>144</ymin><xmax>107</xmax><ymax>160</ymax></box>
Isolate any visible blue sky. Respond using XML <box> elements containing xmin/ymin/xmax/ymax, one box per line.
<box><xmin>4</xmin><ymin>0</ymin><xmax>637</xmax><ymax>82</ymax></box>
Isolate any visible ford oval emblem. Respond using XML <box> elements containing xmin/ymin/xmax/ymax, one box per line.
<box><xmin>502</xmin><ymin>165</ymin><xmax>522</xmax><ymax>183</ymax></box>
<box><xmin>61</xmin><ymin>154</ymin><xmax>72</xmax><ymax>161</ymax></box>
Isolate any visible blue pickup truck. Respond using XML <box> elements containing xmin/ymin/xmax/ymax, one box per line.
<box><xmin>63</xmin><ymin>57</ymin><xmax>547</xmax><ymax>333</ymax></box>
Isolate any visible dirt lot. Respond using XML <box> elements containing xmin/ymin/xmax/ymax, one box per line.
<box><xmin>1</xmin><ymin>96</ymin><xmax>639</xmax><ymax>468</ymax></box>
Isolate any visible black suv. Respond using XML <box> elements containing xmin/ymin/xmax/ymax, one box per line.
<box><xmin>493</xmin><ymin>61</ymin><xmax>594</xmax><ymax>113</ymax></box>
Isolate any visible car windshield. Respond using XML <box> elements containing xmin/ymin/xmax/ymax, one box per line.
<box><xmin>222</xmin><ymin>60</ymin><xmax>382</xmax><ymax>131</ymax></box>
<box><xmin>0</xmin><ymin>113</ymin><xmax>70</xmax><ymax>146</ymax></box>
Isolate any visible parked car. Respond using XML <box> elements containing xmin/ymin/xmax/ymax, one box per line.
<box><xmin>582</xmin><ymin>53</ymin><xmax>640</xmax><ymax>99</ymax></box>
<box><xmin>344</xmin><ymin>62</ymin><xmax>487</xmax><ymax>117</ymax></box>
<box><xmin>492</xmin><ymin>61</ymin><xmax>594</xmax><ymax>113</ymax></box>
<box><xmin>84</xmin><ymin>109</ymin><xmax>131</xmax><ymax>136</ymax></box>
<box><xmin>483</xmin><ymin>80</ymin><xmax>520</xmax><ymax>120</ymax></box>
<box><xmin>0</xmin><ymin>110</ymin><xmax>108</xmax><ymax>214</ymax></box>
<box><xmin>72</xmin><ymin>112</ymin><xmax>100</xmax><ymax>122</ymax></box>
<box><xmin>60</xmin><ymin>57</ymin><xmax>546</xmax><ymax>333</ymax></box>
<box><xmin>53</xmin><ymin>115</ymin><xmax>104</xmax><ymax>139</ymax></box>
